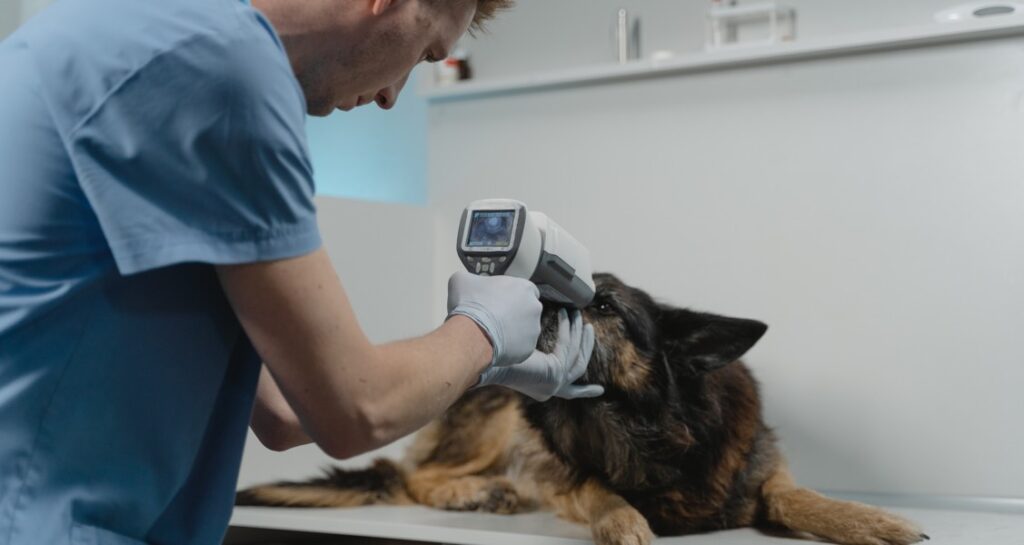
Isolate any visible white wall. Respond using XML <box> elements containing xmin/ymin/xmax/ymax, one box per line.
<box><xmin>0</xmin><ymin>1</ymin><xmax>21</xmax><ymax>39</ymax></box>
<box><xmin>237</xmin><ymin>196</ymin><xmax>437</xmax><ymax>488</ymax></box>
<box><xmin>2</xmin><ymin>0</ymin><xmax>54</xmax><ymax>39</ymax></box>
<box><xmin>19</xmin><ymin>0</ymin><xmax>50</xmax><ymax>20</ymax></box>
<box><xmin>307</xmin><ymin>66</ymin><xmax>430</xmax><ymax>204</ymax></box>
<box><xmin>427</xmin><ymin>36</ymin><xmax>1024</xmax><ymax>498</ymax></box>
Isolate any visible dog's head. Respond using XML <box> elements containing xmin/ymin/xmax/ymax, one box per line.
<box><xmin>528</xmin><ymin>273</ymin><xmax>768</xmax><ymax>491</ymax></box>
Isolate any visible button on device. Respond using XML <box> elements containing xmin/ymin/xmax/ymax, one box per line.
<box><xmin>498</xmin><ymin>256</ymin><xmax>507</xmax><ymax>263</ymax></box>
<box><xmin>475</xmin><ymin>262</ymin><xmax>482</xmax><ymax>273</ymax></box>
<box><xmin>481</xmin><ymin>257</ymin><xmax>492</xmax><ymax>263</ymax></box>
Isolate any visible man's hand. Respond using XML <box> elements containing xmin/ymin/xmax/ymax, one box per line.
<box><xmin>478</xmin><ymin>309</ymin><xmax>604</xmax><ymax>401</ymax></box>
<box><xmin>446</xmin><ymin>270</ymin><xmax>543</xmax><ymax>367</ymax></box>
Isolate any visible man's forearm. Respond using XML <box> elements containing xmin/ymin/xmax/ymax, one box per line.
<box><xmin>357</xmin><ymin>315</ymin><xmax>492</xmax><ymax>449</ymax></box>
<box><xmin>251</xmin><ymin>317</ymin><xmax>490</xmax><ymax>456</ymax></box>
<box><xmin>251</xmin><ymin>365</ymin><xmax>313</xmax><ymax>451</ymax></box>
<box><xmin>218</xmin><ymin>249</ymin><xmax>498</xmax><ymax>460</ymax></box>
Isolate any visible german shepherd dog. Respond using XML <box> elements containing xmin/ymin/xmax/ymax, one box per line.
<box><xmin>237</xmin><ymin>273</ymin><xmax>928</xmax><ymax>545</ymax></box>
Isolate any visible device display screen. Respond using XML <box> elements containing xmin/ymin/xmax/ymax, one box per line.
<box><xmin>467</xmin><ymin>210</ymin><xmax>516</xmax><ymax>248</ymax></box>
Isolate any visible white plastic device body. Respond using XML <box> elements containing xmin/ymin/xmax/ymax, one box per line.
<box><xmin>457</xmin><ymin>199</ymin><xmax>595</xmax><ymax>308</ymax></box>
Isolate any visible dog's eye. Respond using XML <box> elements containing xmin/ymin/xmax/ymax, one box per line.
<box><xmin>595</xmin><ymin>302</ymin><xmax>615</xmax><ymax>315</ymax></box>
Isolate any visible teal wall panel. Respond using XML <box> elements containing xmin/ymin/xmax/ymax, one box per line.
<box><xmin>306</xmin><ymin>70</ymin><xmax>427</xmax><ymax>205</ymax></box>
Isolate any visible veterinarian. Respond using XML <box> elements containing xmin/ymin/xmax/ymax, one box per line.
<box><xmin>0</xmin><ymin>0</ymin><xmax>603</xmax><ymax>543</ymax></box>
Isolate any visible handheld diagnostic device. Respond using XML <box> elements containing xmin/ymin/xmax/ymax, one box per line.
<box><xmin>457</xmin><ymin>199</ymin><xmax>595</xmax><ymax>308</ymax></box>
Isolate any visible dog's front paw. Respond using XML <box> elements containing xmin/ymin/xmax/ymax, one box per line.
<box><xmin>592</xmin><ymin>506</ymin><xmax>655</xmax><ymax>545</ymax></box>
<box><xmin>826</xmin><ymin>502</ymin><xmax>928</xmax><ymax>545</ymax></box>
<box><xmin>426</xmin><ymin>477</ymin><xmax>521</xmax><ymax>514</ymax></box>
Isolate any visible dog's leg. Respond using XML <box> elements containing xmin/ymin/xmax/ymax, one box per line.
<box><xmin>404</xmin><ymin>440</ymin><xmax>523</xmax><ymax>513</ymax></box>
<box><xmin>406</xmin><ymin>470</ymin><xmax>523</xmax><ymax>514</ymax></box>
<box><xmin>760</xmin><ymin>464</ymin><xmax>928</xmax><ymax>545</ymax></box>
<box><xmin>403</xmin><ymin>389</ymin><xmax>527</xmax><ymax>513</ymax></box>
<box><xmin>547</xmin><ymin>480</ymin><xmax>654</xmax><ymax>545</ymax></box>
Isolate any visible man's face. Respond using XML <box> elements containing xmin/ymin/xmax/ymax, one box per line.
<box><xmin>297</xmin><ymin>0</ymin><xmax>475</xmax><ymax>116</ymax></box>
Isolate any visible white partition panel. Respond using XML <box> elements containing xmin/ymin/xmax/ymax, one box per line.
<box><xmin>427</xmin><ymin>38</ymin><xmax>1024</xmax><ymax>499</ymax></box>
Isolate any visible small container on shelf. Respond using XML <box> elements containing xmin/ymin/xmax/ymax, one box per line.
<box><xmin>705</xmin><ymin>1</ymin><xmax>797</xmax><ymax>50</ymax></box>
<box><xmin>613</xmin><ymin>8</ymin><xmax>642</xmax><ymax>64</ymax></box>
<box><xmin>433</xmin><ymin>49</ymin><xmax>472</xmax><ymax>87</ymax></box>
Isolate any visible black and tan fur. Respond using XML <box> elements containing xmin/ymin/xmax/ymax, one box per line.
<box><xmin>238</xmin><ymin>273</ymin><xmax>927</xmax><ymax>545</ymax></box>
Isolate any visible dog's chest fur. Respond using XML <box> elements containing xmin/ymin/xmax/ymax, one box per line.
<box><xmin>515</xmin><ymin>360</ymin><xmax>779</xmax><ymax>534</ymax></box>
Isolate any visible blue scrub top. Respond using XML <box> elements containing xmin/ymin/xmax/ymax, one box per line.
<box><xmin>0</xmin><ymin>0</ymin><xmax>322</xmax><ymax>543</ymax></box>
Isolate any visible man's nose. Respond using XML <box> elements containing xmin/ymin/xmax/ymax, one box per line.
<box><xmin>375</xmin><ymin>73</ymin><xmax>411</xmax><ymax>110</ymax></box>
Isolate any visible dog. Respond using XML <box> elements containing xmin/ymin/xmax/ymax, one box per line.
<box><xmin>237</xmin><ymin>273</ymin><xmax>928</xmax><ymax>545</ymax></box>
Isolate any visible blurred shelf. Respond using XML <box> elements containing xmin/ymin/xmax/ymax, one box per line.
<box><xmin>421</xmin><ymin>16</ymin><xmax>1024</xmax><ymax>102</ymax></box>
<box><xmin>230</xmin><ymin>503</ymin><xmax>1024</xmax><ymax>544</ymax></box>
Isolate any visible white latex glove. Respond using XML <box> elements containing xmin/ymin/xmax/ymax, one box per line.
<box><xmin>477</xmin><ymin>309</ymin><xmax>605</xmax><ymax>401</ymax></box>
<box><xmin>447</xmin><ymin>270</ymin><xmax>543</xmax><ymax>367</ymax></box>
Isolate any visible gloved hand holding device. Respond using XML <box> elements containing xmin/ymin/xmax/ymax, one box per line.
<box><xmin>448</xmin><ymin>198</ymin><xmax>604</xmax><ymax>402</ymax></box>
<box><xmin>447</xmin><ymin>270</ymin><xmax>543</xmax><ymax>367</ymax></box>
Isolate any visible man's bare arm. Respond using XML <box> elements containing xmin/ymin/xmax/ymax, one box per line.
<box><xmin>250</xmin><ymin>365</ymin><xmax>312</xmax><ymax>451</ymax></box>
<box><xmin>218</xmin><ymin>248</ymin><xmax>492</xmax><ymax>459</ymax></box>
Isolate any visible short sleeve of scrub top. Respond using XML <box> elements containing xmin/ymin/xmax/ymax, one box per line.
<box><xmin>0</xmin><ymin>0</ymin><xmax>321</xmax><ymax>544</ymax></box>
<box><xmin>69</xmin><ymin>15</ymin><xmax>321</xmax><ymax>274</ymax></box>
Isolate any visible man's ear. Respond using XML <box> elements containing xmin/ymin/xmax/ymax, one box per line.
<box><xmin>658</xmin><ymin>308</ymin><xmax>768</xmax><ymax>374</ymax></box>
<box><xmin>371</xmin><ymin>0</ymin><xmax>394</xmax><ymax>16</ymax></box>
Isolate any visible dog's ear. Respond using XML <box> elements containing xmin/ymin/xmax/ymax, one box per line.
<box><xmin>658</xmin><ymin>308</ymin><xmax>767</xmax><ymax>374</ymax></box>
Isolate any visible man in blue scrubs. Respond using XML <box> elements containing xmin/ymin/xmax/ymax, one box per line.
<box><xmin>0</xmin><ymin>0</ymin><xmax>603</xmax><ymax>543</ymax></box>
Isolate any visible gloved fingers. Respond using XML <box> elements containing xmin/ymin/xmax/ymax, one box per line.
<box><xmin>524</xmin><ymin>294</ymin><xmax>544</xmax><ymax>351</ymax></box>
<box><xmin>494</xmin><ymin>274</ymin><xmax>541</xmax><ymax>301</ymax></box>
<box><xmin>567</xmin><ymin>323</ymin><xmax>595</xmax><ymax>382</ymax></box>
<box><xmin>475</xmin><ymin>361</ymin><xmax>509</xmax><ymax>388</ymax></box>
<box><xmin>557</xmin><ymin>383</ymin><xmax>605</xmax><ymax>399</ymax></box>
<box><xmin>567</xmin><ymin>309</ymin><xmax>583</xmax><ymax>361</ymax></box>
<box><xmin>497</xmin><ymin>354</ymin><xmax>556</xmax><ymax>401</ymax></box>
<box><xmin>553</xmin><ymin>308</ymin><xmax>571</xmax><ymax>359</ymax></box>
<box><xmin>525</xmin><ymin>279</ymin><xmax>541</xmax><ymax>300</ymax></box>
<box><xmin>447</xmin><ymin>270</ymin><xmax>544</xmax><ymax>367</ymax></box>
<box><xmin>569</xmin><ymin>309</ymin><xmax>583</xmax><ymax>340</ymax></box>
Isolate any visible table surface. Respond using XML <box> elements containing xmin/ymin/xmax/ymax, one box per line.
<box><xmin>231</xmin><ymin>504</ymin><xmax>1024</xmax><ymax>545</ymax></box>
